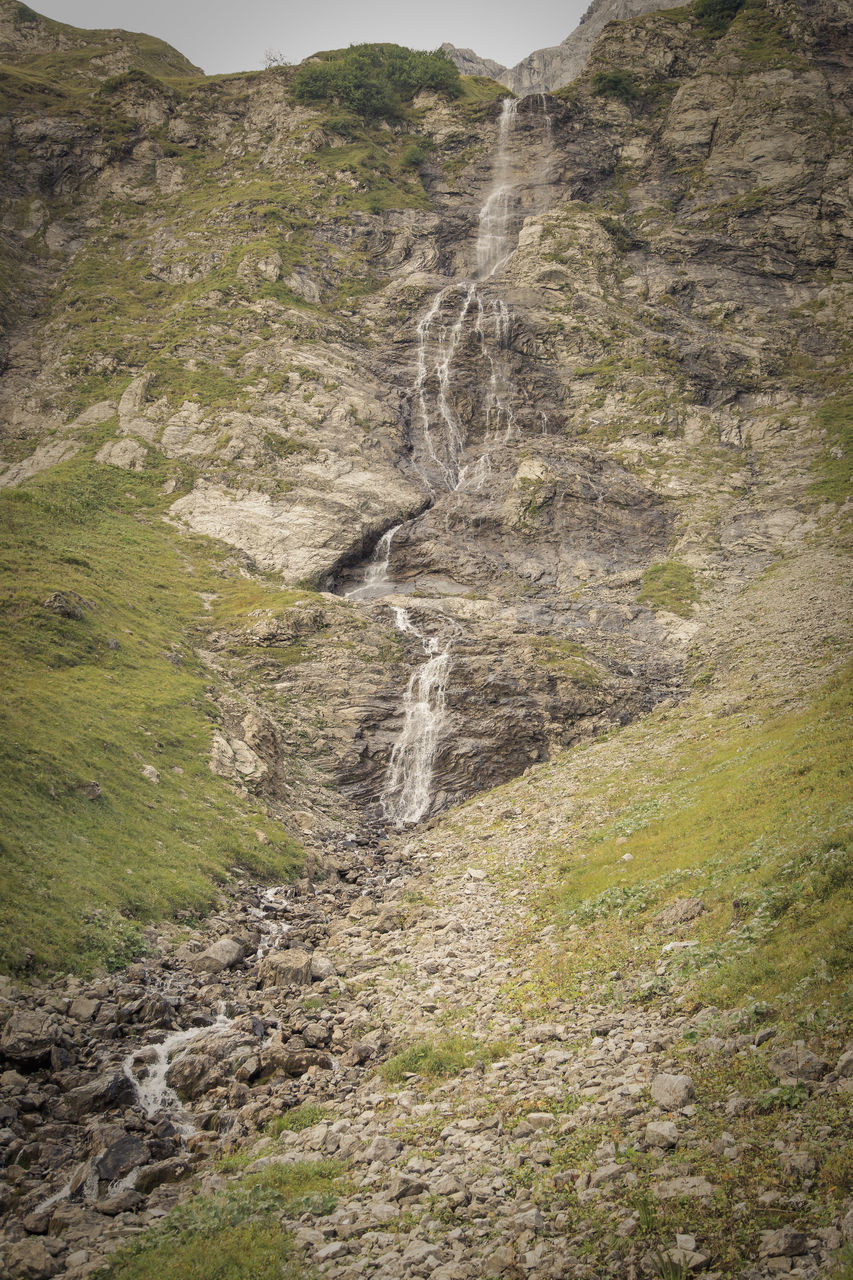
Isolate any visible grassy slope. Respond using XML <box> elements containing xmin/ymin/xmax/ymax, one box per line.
<box><xmin>97</xmin><ymin>1161</ymin><xmax>343</xmax><ymax>1280</ymax></box>
<box><xmin>537</xmin><ymin>667</ymin><xmax>852</xmax><ymax>1016</ymax></box>
<box><xmin>0</xmin><ymin>452</ymin><xmax>308</xmax><ymax>976</ymax></box>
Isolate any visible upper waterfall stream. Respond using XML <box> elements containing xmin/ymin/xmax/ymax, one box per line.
<box><xmin>343</xmin><ymin>95</ymin><xmax>554</xmax><ymax>826</ymax></box>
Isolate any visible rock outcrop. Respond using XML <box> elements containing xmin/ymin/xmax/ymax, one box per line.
<box><xmin>443</xmin><ymin>0</ymin><xmax>690</xmax><ymax>94</ymax></box>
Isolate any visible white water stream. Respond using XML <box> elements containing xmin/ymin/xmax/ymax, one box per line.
<box><xmin>123</xmin><ymin>1011</ymin><xmax>232</xmax><ymax>1134</ymax></box>
<box><xmin>348</xmin><ymin>97</ymin><xmax>553</xmax><ymax>826</ymax></box>
<box><xmin>382</xmin><ymin>607</ymin><xmax>452</xmax><ymax>826</ymax></box>
<box><xmin>475</xmin><ymin>97</ymin><xmax>520</xmax><ymax>280</ymax></box>
<box><xmin>345</xmin><ymin>524</ymin><xmax>401</xmax><ymax>601</ymax></box>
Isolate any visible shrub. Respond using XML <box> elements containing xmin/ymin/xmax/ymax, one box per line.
<box><xmin>591</xmin><ymin>69</ymin><xmax>639</xmax><ymax>104</ymax></box>
<box><xmin>694</xmin><ymin>0</ymin><xmax>745</xmax><ymax>34</ymax></box>
<box><xmin>293</xmin><ymin>43</ymin><xmax>462</xmax><ymax>120</ymax></box>
<box><xmin>402</xmin><ymin>143</ymin><xmax>429</xmax><ymax>170</ymax></box>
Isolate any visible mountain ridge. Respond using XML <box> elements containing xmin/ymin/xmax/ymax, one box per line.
<box><xmin>441</xmin><ymin>0</ymin><xmax>691</xmax><ymax>93</ymax></box>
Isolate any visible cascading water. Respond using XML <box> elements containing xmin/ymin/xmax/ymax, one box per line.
<box><xmin>345</xmin><ymin>524</ymin><xmax>400</xmax><ymax>601</ymax></box>
<box><xmin>382</xmin><ymin>607</ymin><xmax>451</xmax><ymax>825</ymax></box>
<box><xmin>347</xmin><ymin>97</ymin><xmax>555</xmax><ymax>825</ymax></box>
<box><xmin>123</xmin><ymin>1011</ymin><xmax>233</xmax><ymax>1134</ymax></box>
<box><xmin>475</xmin><ymin>97</ymin><xmax>520</xmax><ymax>281</ymax></box>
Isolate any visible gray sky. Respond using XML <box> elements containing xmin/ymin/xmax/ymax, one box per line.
<box><xmin>31</xmin><ymin>0</ymin><xmax>589</xmax><ymax>75</ymax></box>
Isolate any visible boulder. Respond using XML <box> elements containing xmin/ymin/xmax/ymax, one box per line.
<box><xmin>373</xmin><ymin>906</ymin><xmax>403</xmax><ymax>933</ymax></box>
<box><xmin>258</xmin><ymin>948</ymin><xmax>312</xmax><ymax>988</ymax></box>
<box><xmin>654</xmin><ymin>897</ymin><xmax>706</xmax><ymax>927</ymax></box>
<box><xmin>650</xmin><ymin>1072</ymin><xmax>695</xmax><ymax>1109</ymax></box>
<box><xmin>2</xmin><ymin>1238</ymin><xmax>60</xmax><ymax>1279</ymax></box>
<box><xmin>0</xmin><ymin>1010</ymin><xmax>60</xmax><ymax>1063</ymax></box>
<box><xmin>165</xmin><ymin>1050</ymin><xmax>221</xmax><ymax>1100</ymax></box>
<box><xmin>653</xmin><ymin>1176</ymin><xmax>715</xmax><ymax>1201</ymax></box>
<box><xmin>347</xmin><ymin>897</ymin><xmax>377</xmax><ymax>921</ymax></box>
<box><xmin>69</xmin><ymin>997</ymin><xmax>100</xmax><ymax>1022</ymax></box>
<box><xmin>834</xmin><ymin>1047</ymin><xmax>853</xmax><ymax>1076</ymax></box>
<box><xmin>645</xmin><ymin>1119</ymin><xmax>679</xmax><ymax>1148</ymax></box>
<box><xmin>64</xmin><ymin>1069</ymin><xmax>136</xmax><ymax>1120</ymax></box>
<box><xmin>759</xmin><ymin>1228</ymin><xmax>808</xmax><ymax>1257</ymax></box>
<box><xmin>190</xmin><ymin>938</ymin><xmax>246</xmax><ymax>975</ymax></box>
<box><xmin>310</xmin><ymin>951</ymin><xmax>337</xmax><ymax>980</ymax></box>
<box><xmin>94</xmin><ymin>1133</ymin><xmax>149</xmax><ymax>1180</ymax></box>
<box><xmin>361</xmin><ymin>1136</ymin><xmax>402</xmax><ymax>1163</ymax></box>
<box><xmin>134</xmin><ymin>1156</ymin><xmax>194</xmax><ymax>1194</ymax></box>
<box><xmin>42</xmin><ymin>591</ymin><xmax>88</xmax><ymax>620</ymax></box>
<box><xmin>769</xmin><ymin>1043</ymin><xmax>830</xmax><ymax>1081</ymax></box>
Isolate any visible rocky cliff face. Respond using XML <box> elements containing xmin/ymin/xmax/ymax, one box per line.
<box><xmin>509</xmin><ymin>0</ymin><xmax>690</xmax><ymax>93</ymax></box>
<box><xmin>0</xmin><ymin>0</ymin><xmax>850</xmax><ymax>924</ymax></box>
<box><xmin>442</xmin><ymin>0</ymin><xmax>690</xmax><ymax>94</ymax></box>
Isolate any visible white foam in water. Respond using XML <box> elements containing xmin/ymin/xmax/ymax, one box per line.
<box><xmin>382</xmin><ymin>607</ymin><xmax>452</xmax><ymax>826</ymax></box>
<box><xmin>345</xmin><ymin>524</ymin><xmax>401</xmax><ymax>601</ymax></box>
<box><xmin>123</xmin><ymin>1011</ymin><xmax>232</xmax><ymax>1134</ymax></box>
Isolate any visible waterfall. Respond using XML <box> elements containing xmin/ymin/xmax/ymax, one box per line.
<box><xmin>345</xmin><ymin>524</ymin><xmax>400</xmax><ymax>601</ymax></box>
<box><xmin>382</xmin><ymin>607</ymin><xmax>452</xmax><ymax>826</ymax></box>
<box><xmin>412</xmin><ymin>283</ymin><xmax>477</xmax><ymax>491</ymax></box>
<box><xmin>475</xmin><ymin>97</ymin><xmax>520</xmax><ymax>281</ymax></box>
<box><xmin>344</xmin><ymin>97</ymin><xmax>555</xmax><ymax>825</ymax></box>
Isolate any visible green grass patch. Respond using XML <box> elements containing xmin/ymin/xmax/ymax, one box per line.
<box><xmin>97</xmin><ymin>1160</ymin><xmax>342</xmax><ymax>1280</ymax></box>
<box><xmin>541</xmin><ymin>667</ymin><xmax>852</xmax><ymax>1016</ymax></box>
<box><xmin>458</xmin><ymin>75</ymin><xmax>510</xmax><ymax>104</ymax></box>
<box><xmin>694</xmin><ymin>0</ymin><xmax>745</xmax><ymax>35</ymax></box>
<box><xmin>381</xmin><ymin>1034</ymin><xmax>512</xmax><ymax>1083</ymax></box>
<box><xmin>809</xmin><ymin>394</ymin><xmax>852</xmax><ymax>506</ymax></box>
<box><xmin>637</xmin><ymin>560</ymin><xmax>700</xmax><ymax>616</ymax></box>
<box><xmin>727</xmin><ymin>0</ymin><xmax>811</xmax><ymax>69</ymax></box>
<box><xmin>530</xmin><ymin>637</ymin><xmax>602</xmax><ymax>687</ymax></box>
<box><xmin>267</xmin><ymin>1103</ymin><xmax>328</xmax><ymax>1135</ymax></box>
<box><xmin>0</xmin><ymin>457</ymin><xmax>303</xmax><ymax>976</ymax></box>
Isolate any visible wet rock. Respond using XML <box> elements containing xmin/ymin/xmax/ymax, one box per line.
<box><xmin>95</xmin><ymin>1188</ymin><xmax>145</xmax><ymax>1215</ymax></box>
<box><xmin>94</xmin><ymin>1134</ymin><xmax>148</xmax><ymax>1180</ymax></box>
<box><xmin>650</xmin><ymin>1072</ymin><xmax>695</xmax><ymax>1109</ymax></box>
<box><xmin>134</xmin><ymin>1156</ymin><xmax>195</xmax><ymax>1194</ymax></box>
<box><xmin>64</xmin><ymin>1070</ymin><xmax>136</xmax><ymax>1120</ymax></box>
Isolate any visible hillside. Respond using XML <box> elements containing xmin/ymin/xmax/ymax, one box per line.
<box><xmin>0</xmin><ymin>0</ymin><xmax>851</xmax><ymax>1277</ymax></box>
